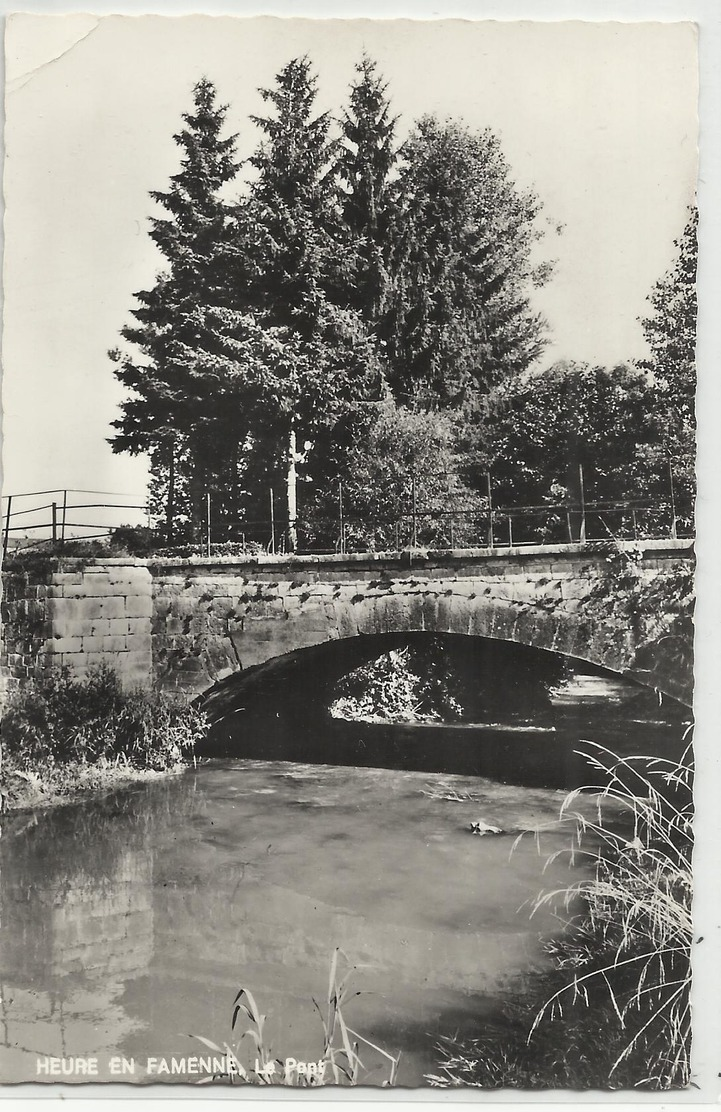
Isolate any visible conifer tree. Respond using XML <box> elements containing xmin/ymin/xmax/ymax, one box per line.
<box><xmin>237</xmin><ymin>57</ymin><xmax>383</xmax><ymax>545</ymax></box>
<box><xmin>337</xmin><ymin>55</ymin><xmax>398</xmax><ymax>319</ymax></box>
<box><xmin>110</xmin><ymin>78</ymin><xmax>245</xmax><ymax>539</ymax></box>
<box><xmin>381</xmin><ymin>117</ymin><xmax>551</xmax><ymax>410</ymax></box>
<box><xmin>339</xmin><ymin>56</ymin><xmax>396</xmax><ymax>236</ymax></box>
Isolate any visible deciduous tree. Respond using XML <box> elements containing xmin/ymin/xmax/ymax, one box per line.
<box><xmin>638</xmin><ymin>207</ymin><xmax>697</xmax><ymax>509</ymax></box>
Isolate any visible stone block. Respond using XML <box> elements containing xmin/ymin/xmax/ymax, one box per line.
<box><xmin>126</xmin><ymin>616</ymin><xmax>151</xmax><ymax>634</ymax></box>
<box><xmin>49</xmin><ymin>635</ymin><xmax>84</xmax><ymax>654</ymax></box>
<box><xmin>51</xmin><ymin>571</ymin><xmax>85</xmax><ymax>587</ymax></box>
<box><xmin>86</xmin><ymin>617</ymin><xmax>114</xmax><ymax>637</ymax></box>
<box><xmin>80</xmin><ymin>651</ymin><xmax>109</xmax><ymax>669</ymax></box>
<box><xmin>97</xmin><ymin>596</ymin><xmax>127</xmax><ymax>620</ymax></box>
<box><xmin>108</xmin><ymin>617</ymin><xmax>131</xmax><ymax>636</ymax></box>
<box><xmin>66</xmin><ymin>578</ymin><xmax>120</xmax><ymax>598</ymax></box>
<box><xmin>81</xmin><ymin>635</ymin><xmax>106</xmax><ymax>653</ymax></box>
<box><xmin>421</xmin><ymin>592</ymin><xmax>439</xmax><ymax>632</ymax></box>
<box><xmin>127</xmin><ymin>632</ymin><xmax>153</xmax><ymax>656</ymax></box>
<box><xmin>333</xmin><ymin>603</ymin><xmax>358</xmax><ymax>640</ymax></box>
<box><xmin>447</xmin><ymin>595</ymin><xmax>473</xmax><ymax>635</ymax></box>
<box><xmin>374</xmin><ymin>593</ymin><xmax>411</xmax><ymax>635</ymax></box>
<box><xmin>125</xmin><ymin>594</ymin><xmax>153</xmax><ymax>619</ymax></box>
<box><xmin>489</xmin><ymin>604</ymin><xmax>518</xmax><ymax>642</ymax></box>
<box><xmin>353</xmin><ymin>599</ymin><xmax>378</xmax><ymax>636</ymax></box>
<box><xmin>107</xmin><ymin>566</ymin><xmax>152</xmax><ymax>586</ymax></box>
<box><xmin>102</xmin><ymin>635</ymin><xmax>128</xmax><ymax>653</ymax></box>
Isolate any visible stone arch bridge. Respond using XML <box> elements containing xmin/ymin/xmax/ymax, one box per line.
<box><xmin>1</xmin><ymin>540</ymin><xmax>694</xmax><ymax>710</ymax></box>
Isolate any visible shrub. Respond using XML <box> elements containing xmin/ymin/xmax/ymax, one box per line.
<box><xmin>329</xmin><ymin>645</ymin><xmax>462</xmax><ymax>723</ymax></box>
<box><xmin>1</xmin><ymin>665</ymin><xmax>207</xmax><ymax>775</ymax></box>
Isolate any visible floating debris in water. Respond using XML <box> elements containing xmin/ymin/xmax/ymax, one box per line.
<box><xmin>469</xmin><ymin>820</ymin><xmax>503</xmax><ymax>836</ymax></box>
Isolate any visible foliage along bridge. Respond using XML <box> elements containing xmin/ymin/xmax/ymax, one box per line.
<box><xmin>1</xmin><ymin>540</ymin><xmax>694</xmax><ymax>711</ymax></box>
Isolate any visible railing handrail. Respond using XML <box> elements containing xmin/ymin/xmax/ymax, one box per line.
<box><xmin>1</xmin><ymin>483</ymin><xmax>693</xmax><ymax>562</ymax></box>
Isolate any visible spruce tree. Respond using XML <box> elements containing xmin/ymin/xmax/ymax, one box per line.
<box><xmin>337</xmin><ymin>55</ymin><xmax>398</xmax><ymax>320</ymax></box>
<box><xmin>110</xmin><ymin>77</ymin><xmax>244</xmax><ymax>540</ymax></box>
<box><xmin>238</xmin><ymin>57</ymin><xmax>383</xmax><ymax>546</ymax></box>
<box><xmin>381</xmin><ymin>117</ymin><xmax>551</xmax><ymax>410</ymax></box>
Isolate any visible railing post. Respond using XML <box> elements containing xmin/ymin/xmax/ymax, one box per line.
<box><xmin>3</xmin><ymin>496</ymin><xmax>12</xmax><ymax>559</ymax></box>
<box><xmin>411</xmin><ymin>473</ymin><xmax>418</xmax><ymax>548</ymax></box>
<box><xmin>51</xmin><ymin>502</ymin><xmax>58</xmax><ymax>544</ymax></box>
<box><xmin>339</xmin><ymin>481</ymin><xmax>345</xmax><ymax>555</ymax></box>
<box><xmin>486</xmin><ymin>472</ymin><xmax>494</xmax><ymax>550</ymax></box>
<box><xmin>206</xmin><ymin>492</ymin><xmax>211</xmax><ymax>558</ymax></box>
<box><xmin>394</xmin><ymin>520</ymin><xmax>400</xmax><ymax>552</ymax></box>
<box><xmin>632</xmin><ymin>509</ymin><xmax>638</xmax><ymax>540</ymax></box>
<box><xmin>508</xmin><ymin>514</ymin><xmax>513</xmax><ymax>548</ymax></box>
<box><xmin>61</xmin><ymin>490</ymin><xmax>67</xmax><ymax>546</ymax></box>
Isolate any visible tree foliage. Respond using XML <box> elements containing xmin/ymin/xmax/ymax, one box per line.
<box><xmin>482</xmin><ymin>361</ymin><xmax>666</xmax><ymax>539</ymax></box>
<box><xmin>380</xmin><ymin>117</ymin><xmax>551</xmax><ymax>409</ymax></box>
<box><xmin>638</xmin><ymin>207</ymin><xmax>697</xmax><ymax>501</ymax></box>
<box><xmin>304</xmin><ymin>401</ymin><xmax>481</xmax><ymax>550</ymax></box>
<box><xmin>233</xmin><ymin>57</ymin><xmax>384</xmax><ymax>523</ymax></box>
<box><xmin>109</xmin><ymin>77</ymin><xmax>244</xmax><ymax>536</ymax></box>
<box><xmin>337</xmin><ymin>55</ymin><xmax>397</xmax><ymax>319</ymax></box>
<box><xmin>109</xmin><ymin>61</ymin><xmax>566</xmax><ymax>545</ymax></box>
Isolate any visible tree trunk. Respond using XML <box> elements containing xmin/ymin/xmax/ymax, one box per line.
<box><xmin>166</xmin><ymin>438</ymin><xmax>175</xmax><ymax>544</ymax></box>
<box><xmin>287</xmin><ymin>427</ymin><xmax>298</xmax><ymax>553</ymax></box>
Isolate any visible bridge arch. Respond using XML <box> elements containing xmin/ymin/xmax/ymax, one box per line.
<box><xmin>175</xmin><ymin>572</ymin><xmax>691</xmax><ymax>711</ymax></box>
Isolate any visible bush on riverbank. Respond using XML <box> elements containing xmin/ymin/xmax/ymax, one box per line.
<box><xmin>330</xmin><ymin>645</ymin><xmax>463</xmax><ymax>723</ymax></box>
<box><xmin>429</xmin><ymin>743</ymin><xmax>693</xmax><ymax>1089</ymax></box>
<box><xmin>1</xmin><ymin>665</ymin><xmax>207</xmax><ymax>810</ymax></box>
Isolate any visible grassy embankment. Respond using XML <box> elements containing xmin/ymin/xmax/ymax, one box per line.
<box><xmin>428</xmin><ymin>742</ymin><xmax>693</xmax><ymax>1090</ymax></box>
<box><xmin>0</xmin><ymin>665</ymin><xmax>207</xmax><ymax>813</ymax></box>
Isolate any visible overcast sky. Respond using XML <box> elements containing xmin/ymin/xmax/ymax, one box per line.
<box><xmin>2</xmin><ymin>15</ymin><xmax>699</xmax><ymax>513</ymax></box>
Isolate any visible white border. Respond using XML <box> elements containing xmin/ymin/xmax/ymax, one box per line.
<box><xmin>1</xmin><ymin>3</ymin><xmax>719</xmax><ymax>1111</ymax></box>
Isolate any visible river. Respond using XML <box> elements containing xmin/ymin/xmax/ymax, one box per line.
<box><xmin>0</xmin><ymin>668</ymin><xmax>688</xmax><ymax>1088</ymax></box>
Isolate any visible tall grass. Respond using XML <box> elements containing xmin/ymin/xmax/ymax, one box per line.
<box><xmin>429</xmin><ymin>741</ymin><xmax>693</xmax><ymax>1089</ymax></box>
<box><xmin>190</xmin><ymin>949</ymin><xmax>400</xmax><ymax>1086</ymax></box>
<box><xmin>529</xmin><ymin>741</ymin><xmax>693</xmax><ymax>1087</ymax></box>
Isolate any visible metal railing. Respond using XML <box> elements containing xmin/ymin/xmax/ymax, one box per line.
<box><xmin>2</xmin><ymin>484</ymin><xmax>693</xmax><ymax>561</ymax></box>
<box><xmin>1</xmin><ymin>489</ymin><xmax>149</xmax><ymax>558</ymax></box>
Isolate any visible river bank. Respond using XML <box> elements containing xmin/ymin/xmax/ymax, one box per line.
<box><xmin>0</xmin><ymin>665</ymin><xmax>207</xmax><ymax>817</ymax></box>
<box><xmin>1</xmin><ymin>756</ymin><xmax>194</xmax><ymax>816</ymax></box>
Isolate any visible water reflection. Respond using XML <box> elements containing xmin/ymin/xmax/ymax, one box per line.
<box><xmin>1</xmin><ymin>761</ymin><xmax>589</xmax><ymax>1086</ymax></box>
<box><xmin>0</xmin><ymin>777</ymin><xmax>199</xmax><ymax>1082</ymax></box>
